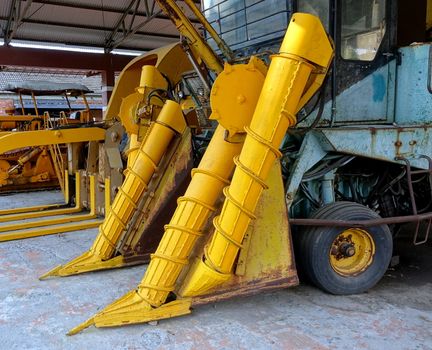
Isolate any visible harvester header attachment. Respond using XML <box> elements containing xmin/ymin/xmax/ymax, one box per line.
<box><xmin>69</xmin><ymin>13</ymin><xmax>334</xmax><ymax>334</ymax></box>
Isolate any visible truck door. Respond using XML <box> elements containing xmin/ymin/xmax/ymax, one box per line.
<box><xmin>333</xmin><ymin>0</ymin><xmax>396</xmax><ymax>123</ymax></box>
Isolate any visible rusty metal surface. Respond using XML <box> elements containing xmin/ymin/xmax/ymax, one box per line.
<box><xmin>120</xmin><ymin>129</ymin><xmax>193</xmax><ymax>257</ymax></box>
<box><xmin>128</xmin><ymin>174</ymin><xmax>191</xmax><ymax>257</ymax></box>
<box><xmin>317</xmin><ymin>125</ymin><xmax>432</xmax><ymax>170</ymax></box>
<box><xmin>180</xmin><ymin>162</ymin><xmax>298</xmax><ymax>304</ymax></box>
<box><xmin>395</xmin><ymin>156</ymin><xmax>432</xmax><ymax>245</ymax></box>
<box><xmin>192</xmin><ymin>275</ymin><xmax>299</xmax><ymax>306</ymax></box>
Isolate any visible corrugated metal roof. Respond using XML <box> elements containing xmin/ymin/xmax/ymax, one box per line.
<box><xmin>0</xmin><ymin>0</ymin><xmax>201</xmax><ymax>51</ymax></box>
<box><xmin>28</xmin><ymin>4</ymin><xmax>122</xmax><ymax>29</ymax></box>
<box><xmin>16</xmin><ymin>22</ymin><xmax>108</xmax><ymax>46</ymax></box>
<box><xmin>0</xmin><ymin>1</ymin><xmax>12</xmax><ymax>19</ymax></box>
<box><xmin>0</xmin><ymin>68</ymin><xmax>104</xmax><ymax>109</ymax></box>
<box><xmin>52</xmin><ymin>0</ymin><xmax>142</xmax><ymax>11</ymax></box>
<box><xmin>0</xmin><ymin>67</ymin><xmax>102</xmax><ymax>93</ymax></box>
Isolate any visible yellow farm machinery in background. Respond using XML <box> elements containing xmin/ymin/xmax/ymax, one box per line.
<box><xmin>0</xmin><ymin>40</ymin><xmax>200</xmax><ymax>242</ymax></box>
<box><xmin>0</xmin><ymin>82</ymin><xmax>95</xmax><ymax>192</ymax></box>
<box><xmin>0</xmin><ymin>81</ymin><xmax>125</xmax><ymax>240</ymax></box>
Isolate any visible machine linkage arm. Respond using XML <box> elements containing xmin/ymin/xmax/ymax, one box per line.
<box><xmin>0</xmin><ymin>127</ymin><xmax>106</xmax><ymax>154</ymax></box>
<box><xmin>155</xmin><ymin>0</ymin><xmax>230</xmax><ymax>74</ymax></box>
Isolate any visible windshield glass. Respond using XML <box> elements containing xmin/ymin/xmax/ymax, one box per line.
<box><xmin>341</xmin><ymin>0</ymin><xmax>386</xmax><ymax>61</ymax></box>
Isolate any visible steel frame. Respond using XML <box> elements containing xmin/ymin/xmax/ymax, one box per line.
<box><xmin>2</xmin><ymin>0</ymin><xmax>200</xmax><ymax>51</ymax></box>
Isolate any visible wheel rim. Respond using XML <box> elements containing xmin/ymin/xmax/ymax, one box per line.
<box><xmin>329</xmin><ymin>228</ymin><xmax>375</xmax><ymax>276</ymax></box>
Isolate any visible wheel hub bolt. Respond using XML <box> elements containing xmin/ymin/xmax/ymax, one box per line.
<box><xmin>340</xmin><ymin>243</ymin><xmax>355</xmax><ymax>257</ymax></box>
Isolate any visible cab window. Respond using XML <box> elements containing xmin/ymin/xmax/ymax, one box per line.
<box><xmin>341</xmin><ymin>0</ymin><xmax>386</xmax><ymax>61</ymax></box>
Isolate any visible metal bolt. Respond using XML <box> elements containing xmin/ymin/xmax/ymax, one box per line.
<box><xmin>345</xmin><ymin>246</ymin><xmax>355</xmax><ymax>257</ymax></box>
<box><xmin>111</xmin><ymin>132</ymin><xmax>119</xmax><ymax>142</ymax></box>
<box><xmin>340</xmin><ymin>242</ymin><xmax>355</xmax><ymax>257</ymax></box>
<box><xmin>237</xmin><ymin>94</ymin><xmax>246</xmax><ymax>104</ymax></box>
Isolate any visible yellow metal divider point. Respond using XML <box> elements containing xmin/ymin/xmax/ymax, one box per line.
<box><xmin>67</xmin><ymin>125</ymin><xmax>241</xmax><ymax>335</ymax></box>
<box><xmin>0</xmin><ymin>174</ymin><xmax>105</xmax><ymax>242</ymax></box>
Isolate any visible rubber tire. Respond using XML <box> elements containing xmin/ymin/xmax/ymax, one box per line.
<box><xmin>296</xmin><ymin>201</ymin><xmax>393</xmax><ymax>295</ymax></box>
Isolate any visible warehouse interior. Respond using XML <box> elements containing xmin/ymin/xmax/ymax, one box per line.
<box><xmin>0</xmin><ymin>1</ymin><xmax>431</xmax><ymax>349</ymax></box>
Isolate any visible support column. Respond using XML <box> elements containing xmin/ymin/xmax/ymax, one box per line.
<box><xmin>101</xmin><ymin>69</ymin><xmax>116</xmax><ymax>109</ymax></box>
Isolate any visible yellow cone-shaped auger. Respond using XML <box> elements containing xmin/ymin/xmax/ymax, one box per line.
<box><xmin>41</xmin><ymin>100</ymin><xmax>186</xmax><ymax>279</ymax></box>
<box><xmin>68</xmin><ymin>125</ymin><xmax>244</xmax><ymax>335</ymax></box>
<box><xmin>70</xmin><ymin>13</ymin><xmax>334</xmax><ymax>334</ymax></box>
<box><xmin>179</xmin><ymin>12</ymin><xmax>334</xmax><ymax>296</ymax></box>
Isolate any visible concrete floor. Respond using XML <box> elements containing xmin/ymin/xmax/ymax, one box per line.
<box><xmin>0</xmin><ymin>190</ymin><xmax>431</xmax><ymax>350</ymax></box>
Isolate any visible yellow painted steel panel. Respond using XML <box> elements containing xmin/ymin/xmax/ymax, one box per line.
<box><xmin>0</xmin><ymin>128</ymin><xmax>105</xmax><ymax>154</ymax></box>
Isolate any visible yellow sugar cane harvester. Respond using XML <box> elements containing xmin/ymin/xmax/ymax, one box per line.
<box><xmin>68</xmin><ymin>13</ymin><xmax>334</xmax><ymax>335</ymax></box>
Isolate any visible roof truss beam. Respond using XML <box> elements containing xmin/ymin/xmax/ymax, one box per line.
<box><xmin>0</xmin><ymin>1</ymin><xmax>203</xmax><ymax>52</ymax></box>
<box><xmin>105</xmin><ymin>0</ymin><xmax>141</xmax><ymax>51</ymax></box>
<box><xmin>30</xmin><ymin>0</ymin><xmax>200</xmax><ymax>23</ymax></box>
<box><xmin>0</xmin><ymin>16</ymin><xmax>179</xmax><ymax>40</ymax></box>
<box><xmin>105</xmin><ymin>0</ymin><xmax>163</xmax><ymax>52</ymax></box>
<box><xmin>4</xmin><ymin>0</ymin><xmax>33</xmax><ymax>45</ymax></box>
